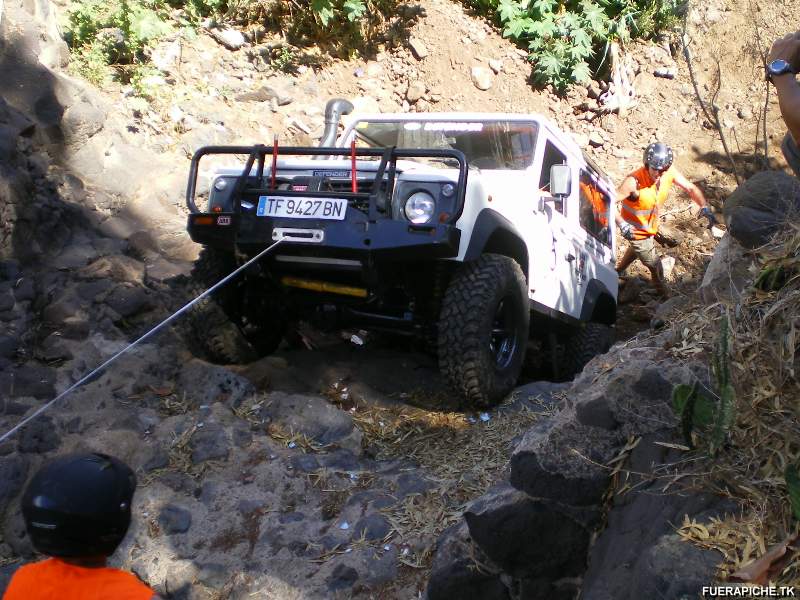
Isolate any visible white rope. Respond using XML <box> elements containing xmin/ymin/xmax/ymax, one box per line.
<box><xmin>0</xmin><ymin>239</ymin><xmax>283</xmax><ymax>444</ymax></box>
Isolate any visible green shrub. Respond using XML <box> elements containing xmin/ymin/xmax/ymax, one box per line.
<box><xmin>464</xmin><ymin>0</ymin><xmax>682</xmax><ymax>92</ymax></box>
<box><xmin>261</xmin><ymin>0</ymin><xmax>403</xmax><ymax>52</ymax></box>
<box><xmin>64</xmin><ymin>0</ymin><xmax>173</xmax><ymax>85</ymax></box>
<box><xmin>671</xmin><ymin>316</ymin><xmax>737</xmax><ymax>456</ymax></box>
<box><xmin>63</xmin><ymin>0</ymin><xmax>402</xmax><ymax>88</ymax></box>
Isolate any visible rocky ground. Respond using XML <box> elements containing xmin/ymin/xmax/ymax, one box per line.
<box><xmin>1</xmin><ymin>0</ymin><xmax>799</xmax><ymax>597</ymax></box>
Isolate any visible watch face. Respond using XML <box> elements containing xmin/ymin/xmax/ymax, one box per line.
<box><xmin>768</xmin><ymin>59</ymin><xmax>793</xmax><ymax>76</ymax></box>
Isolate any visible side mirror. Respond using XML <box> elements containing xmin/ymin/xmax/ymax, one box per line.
<box><xmin>550</xmin><ymin>164</ymin><xmax>571</xmax><ymax>197</ymax></box>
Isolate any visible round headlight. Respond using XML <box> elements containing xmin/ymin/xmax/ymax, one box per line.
<box><xmin>441</xmin><ymin>183</ymin><xmax>455</xmax><ymax>197</ymax></box>
<box><xmin>213</xmin><ymin>178</ymin><xmax>228</xmax><ymax>191</ymax></box>
<box><xmin>404</xmin><ymin>192</ymin><xmax>435</xmax><ymax>224</ymax></box>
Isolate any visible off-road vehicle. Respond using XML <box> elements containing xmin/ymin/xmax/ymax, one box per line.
<box><xmin>184</xmin><ymin>99</ymin><xmax>618</xmax><ymax>408</ymax></box>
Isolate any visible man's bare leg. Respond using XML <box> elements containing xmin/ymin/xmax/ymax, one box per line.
<box><xmin>647</xmin><ymin>264</ymin><xmax>669</xmax><ymax>298</ymax></box>
<box><xmin>615</xmin><ymin>246</ymin><xmax>637</xmax><ymax>274</ymax></box>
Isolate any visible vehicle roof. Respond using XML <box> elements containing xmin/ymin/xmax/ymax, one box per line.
<box><xmin>347</xmin><ymin>112</ymin><xmax>545</xmax><ymax>121</ymax></box>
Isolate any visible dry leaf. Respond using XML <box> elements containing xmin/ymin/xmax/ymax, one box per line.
<box><xmin>149</xmin><ymin>384</ymin><xmax>175</xmax><ymax>397</ymax></box>
<box><xmin>730</xmin><ymin>532</ymin><xmax>799</xmax><ymax>584</ymax></box>
<box><xmin>653</xmin><ymin>441</ymin><xmax>691</xmax><ymax>451</ymax></box>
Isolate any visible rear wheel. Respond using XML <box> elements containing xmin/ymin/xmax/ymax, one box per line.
<box><xmin>562</xmin><ymin>322</ymin><xmax>613</xmax><ymax>379</ymax></box>
<box><xmin>438</xmin><ymin>254</ymin><xmax>529</xmax><ymax>409</ymax></box>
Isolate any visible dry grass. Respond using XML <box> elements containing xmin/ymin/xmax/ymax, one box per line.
<box><xmin>323</xmin><ymin>385</ymin><xmax>547</xmax><ymax>570</ymax></box>
<box><xmin>666</xmin><ymin>225</ymin><xmax>800</xmax><ymax>584</ymax></box>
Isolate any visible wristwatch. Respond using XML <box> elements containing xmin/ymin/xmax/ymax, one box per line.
<box><xmin>767</xmin><ymin>59</ymin><xmax>795</xmax><ymax>83</ymax></box>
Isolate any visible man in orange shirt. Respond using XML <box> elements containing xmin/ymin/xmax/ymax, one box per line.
<box><xmin>3</xmin><ymin>453</ymin><xmax>160</xmax><ymax>600</ymax></box>
<box><xmin>615</xmin><ymin>142</ymin><xmax>716</xmax><ymax>297</ymax></box>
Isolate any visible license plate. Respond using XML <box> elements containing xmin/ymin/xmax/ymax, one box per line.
<box><xmin>257</xmin><ymin>196</ymin><xmax>347</xmax><ymax>220</ymax></box>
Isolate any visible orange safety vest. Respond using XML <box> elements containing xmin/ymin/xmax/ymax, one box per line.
<box><xmin>580</xmin><ymin>181</ymin><xmax>609</xmax><ymax>228</ymax></box>
<box><xmin>620</xmin><ymin>165</ymin><xmax>675</xmax><ymax>239</ymax></box>
<box><xmin>2</xmin><ymin>558</ymin><xmax>154</xmax><ymax>600</ymax></box>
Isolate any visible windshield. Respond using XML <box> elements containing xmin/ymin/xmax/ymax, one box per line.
<box><xmin>349</xmin><ymin>120</ymin><xmax>538</xmax><ymax>170</ymax></box>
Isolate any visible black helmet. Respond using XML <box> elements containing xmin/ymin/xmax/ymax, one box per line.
<box><xmin>22</xmin><ymin>453</ymin><xmax>136</xmax><ymax>558</ymax></box>
<box><xmin>644</xmin><ymin>142</ymin><xmax>673</xmax><ymax>171</ymax></box>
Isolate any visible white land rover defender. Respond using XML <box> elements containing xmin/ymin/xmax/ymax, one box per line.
<box><xmin>184</xmin><ymin>99</ymin><xmax>618</xmax><ymax>408</ymax></box>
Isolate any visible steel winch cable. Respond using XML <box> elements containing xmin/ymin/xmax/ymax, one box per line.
<box><xmin>0</xmin><ymin>239</ymin><xmax>283</xmax><ymax>444</ymax></box>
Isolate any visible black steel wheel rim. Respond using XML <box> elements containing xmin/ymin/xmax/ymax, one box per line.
<box><xmin>490</xmin><ymin>297</ymin><xmax>517</xmax><ymax>370</ymax></box>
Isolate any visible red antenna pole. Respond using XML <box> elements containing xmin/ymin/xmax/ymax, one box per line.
<box><xmin>271</xmin><ymin>135</ymin><xmax>278</xmax><ymax>190</ymax></box>
<box><xmin>350</xmin><ymin>138</ymin><xmax>358</xmax><ymax>193</ymax></box>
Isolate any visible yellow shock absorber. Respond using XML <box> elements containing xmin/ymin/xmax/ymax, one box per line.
<box><xmin>281</xmin><ymin>276</ymin><xmax>368</xmax><ymax>298</ymax></box>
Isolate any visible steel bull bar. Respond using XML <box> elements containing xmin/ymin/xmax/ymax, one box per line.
<box><xmin>185</xmin><ymin>145</ymin><xmax>469</xmax><ymax>231</ymax></box>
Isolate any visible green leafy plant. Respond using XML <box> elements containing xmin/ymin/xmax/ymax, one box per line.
<box><xmin>465</xmin><ymin>0</ymin><xmax>682</xmax><ymax>92</ymax></box>
<box><xmin>671</xmin><ymin>315</ymin><xmax>737</xmax><ymax>456</ymax></box>
<box><xmin>64</xmin><ymin>0</ymin><xmax>172</xmax><ymax>86</ymax></box>
<box><xmin>709</xmin><ymin>315</ymin><xmax>736</xmax><ymax>455</ymax></box>
<box><xmin>269</xmin><ymin>46</ymin><xmax>297</xmax><ymax>73</ymax></box>
<box><xmin>172</xmin><ymin>0</ymin><xmax>228</xmax><ymax>21</ymax></box>
<box><xmin>63</xmin><ymin>0</ymin><xmax>402</xmax><ymax>89</ymax></box>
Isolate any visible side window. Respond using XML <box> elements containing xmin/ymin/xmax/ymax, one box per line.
<box><xmin>578</xmin><ymin>170</ymin><xmax>612</xmax><ymax>246</ymax></box>
<box><xmin>538</xmin><ymin>141</ymin><xmax>567</xmax><ymax>213</ymax></box>
<box><xmin>538</xmin><ymin>141</ymin><xmax>567</xmax><ymax>191</ymax></box>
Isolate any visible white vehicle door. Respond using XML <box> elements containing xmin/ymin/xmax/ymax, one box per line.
<box><xmin>573</xmin><ymin>168</ymin><xmax>617</xmax><ymax>301</ymax></box>
<box><xmin>530</xmin><ymin>137</ymin><xmax>584</xmax><ymax>317</ymax></box>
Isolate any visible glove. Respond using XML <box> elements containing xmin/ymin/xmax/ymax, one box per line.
<box><xmin>628</xmin><ymin>190</ymin><xmax>640</xmax><ymax>201</ymax></box>
<box><xmin>699</xmin><ymin>206</ymin><xmax>717</xmax><ymax>229</ymax></box>
<box><xmin>619</xmin><ymin>222</ymin><xmax>635</xmax><ymax>241</ymax></box>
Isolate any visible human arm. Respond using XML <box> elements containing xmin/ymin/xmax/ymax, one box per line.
<box><xmin>768</xmin><ymin>32</ymin><xmax>800</xmax><ymax>144</ymax></box>
<box><xmin>671</xmin><ymin>169</ymin><xmax>706</xmax><ymax>209</ymax></box>
<box><xmin>672</xmin><ymin>169</ymin><xmax>716</xmax><ymax>227</ymax></box>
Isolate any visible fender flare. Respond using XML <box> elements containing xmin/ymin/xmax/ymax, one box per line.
<box><xmin>580</xmin><ymin>279</ymin><xmax>617</xmax><ymax>324</ymax></box>
<box><xmin>463</xmin><ymin>209</ymin><xmax>528</xmax><ymax>271</ymax></box>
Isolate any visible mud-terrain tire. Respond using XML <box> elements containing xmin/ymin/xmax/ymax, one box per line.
<box><xmin>562</xmin><ymin>322</ymin><xmax>613</xmax><ymax>379</ymax></box>
<box><xmin>183</xmin><ymin>247</ymin><xmax>258</xmax><ymax>364</ymax></box>
<box><xmin>438</xmin><ymin>254</ymin><xmax>529</xmax><ymax>409</ymax></box>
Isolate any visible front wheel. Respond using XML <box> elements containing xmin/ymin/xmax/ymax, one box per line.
<box><xmin>438</xmin><ymin>254</ymin><xmax>530</xmax><ymax>409</ymax></box>
<box><xmin>183</xmin><ymin>247</ymin><xmax>258</xmax><ymax>364</ymax></box>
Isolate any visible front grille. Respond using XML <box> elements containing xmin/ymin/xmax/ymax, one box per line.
<box><xmin>324</xmin><ymin>179</ymin><xmax>386</xmax><ymax>212</ymax></box>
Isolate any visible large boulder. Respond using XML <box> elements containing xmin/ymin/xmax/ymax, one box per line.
<box><xmin>464</xmin><ymin>485</ymin><xmax>598</xmax><ymax>580</ymax></box>
<box><xmin>580</xmin><ymin>433</ymin><xmax>729</xmax><ymax>599</ymax></box>
<box><xmin>427</xmin><ymin>353</ymin><xmax>706</xmax><ymax>598</ymax></box>
<box><xmin>509</xmin><ymin>418</ymin><xmax>615</xmax><ymax>506</ymax></box>
<box><xmin>697</xmin><ymin>234</ymin><xmax>754</xmax><ymax>304</ymax></box>
<box><xmin>510</xmin><ymin>362</ymin><xmax>682</xmax><ymax>507</ymax></box>
<box><xmin>724</xmin><ymin>170</ymin><xmax>800</xmax><ymax>248</ymax></box>
<box><xmin>427</xmin><ymin>521</ymin><xmax>510</xmax><ymax>600</ymax></box>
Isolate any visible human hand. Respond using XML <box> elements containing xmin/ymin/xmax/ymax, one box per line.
<box><xmin>699</xmin><ymin>206</ymin><xmax>717</xmax><ymax>229</ymax></box>
<box><xmin>619</xmin><ymin>222</ymin><xmax>635</xmax><ymax>240</ymax></box>
<box><xmin>627</xmin><ymin>189</ymin><xmax>639</xmax><ymax>201</ymax></box>
<box><xmin>769</xmin><ymin>32</ymin><xmax>800</xmax><ymax>72</ymax></box>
